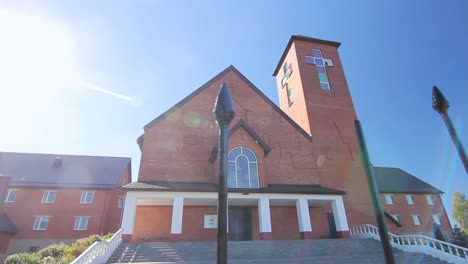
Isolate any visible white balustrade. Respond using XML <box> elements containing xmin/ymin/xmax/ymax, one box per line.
<box><xmin>71</xmin><ymin>229</ymin><xmax>123</xmax><ymax>264</ymax></box>
<box><xmin>350</xmin><ymin>224</ymin><xmax>468</xmax><ymax>264</ymax></box>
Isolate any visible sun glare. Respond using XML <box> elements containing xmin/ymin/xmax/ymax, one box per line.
<box><xmin>0</xmin><ymin>10</ymin><xmax>77</xmax><ymax>109</ymax></box>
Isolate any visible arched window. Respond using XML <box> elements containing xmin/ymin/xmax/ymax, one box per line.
<box><xmin>227</xmin><ymin>146</ymin><xmax>259</xmax><ymax>188</ymax></box>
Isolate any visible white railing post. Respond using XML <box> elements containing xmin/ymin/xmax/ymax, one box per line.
<box><xmin>350</xmin><ymin>224</ymin><xmax>468</xmax><ymax>264</ymax></box>
<box><xmin>71</xmin><ymin>229</ymin><xmax>123</xmax><ymax>264</ymax></box>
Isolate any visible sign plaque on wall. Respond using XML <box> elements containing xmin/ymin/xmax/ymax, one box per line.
<box><xmin>204</xmin><ymin>215</ymin><xmax>217</xmax><ymax>228</ymax></box>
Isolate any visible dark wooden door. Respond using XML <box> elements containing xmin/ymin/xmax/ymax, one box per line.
<box><xmin>228</xmin><ymin>207</ymin><xmax>252</xmax><ymax>241</ymax></box>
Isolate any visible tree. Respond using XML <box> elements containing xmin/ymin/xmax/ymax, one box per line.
<box><xmin>453</xmin><ymin>192</ymin><xmax>468</xmax><ymax>233</ymax></box>
<box><xmin>451</xmin><ymin>225</ymin><xmax>468</xmax><ymax>248</ymax></box>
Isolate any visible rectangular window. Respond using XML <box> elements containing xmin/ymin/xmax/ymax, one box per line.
<box><xmin>5</xmin><ymin>189</ymin><xmax>17</xmax><ymax>202</ymax></box>
<box><xmin>80</xmin><ymin>191</ymin><xmax>95</xmax><ymax>204</ymax></box>
<box><xmin>41</xmin><ymin>191</ymin><xmax>57</xmax><ymax>203</ymax></box>
<box><xmin>426</xmin><ymin>195</ymin><xmax>434</xmax><ymax>205</ymax></box>
<box><xmin>118</xmin><ymin>196</ymin><xmax>125</xmax><ymax>208</ymax></box>
<box><xmin>411</xmin><ymin>215</ymin><xmax>421</xmax><ymax>225</ymax></box>
<box><xmin>74</xmin><ymin>216</ymin><xmax>90</xmax><ymax>230</ymax></box>
<box><xmin>33</xmin><ymin>216</ymin><xmax>49</xmax><ymax>230</ymax></box>
<box><xmin>384</xmin><ymin>194</ymin><xmax>393</xmax><ymax>205</ymax></box>
<box><xmin>432</xmin><ymin>214</ymin><xmax>441</xmax><ymax>225</ymax></box>
<box><xmin>406</xmin><ymin>195</ymin><xmax>414</xmax><ymax>205</ymax></box>
<box><xmin>391</xmin><ymin>214</ymin><xmax>400</xmax><ymax>222</ymax></box>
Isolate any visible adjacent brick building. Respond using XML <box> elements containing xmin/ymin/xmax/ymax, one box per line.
<box><xmin>121</xmin><ymin>35</ymin><xmax>452</xmax><ymax>243</ymax></box>
<box><xmin>0</xmin><ymin>152</ymin><xmax>131</xmax><ymax>258</ymax></box>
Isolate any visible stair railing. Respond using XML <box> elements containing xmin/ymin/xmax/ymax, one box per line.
<box><xmin>71</xmin><ymin>229</ymin><xmax>123</xmax><ymax>264</ymax></box>
<box><xmin>351</xmin><ymin>224</ymin><xmax>468</xmax><ymax>264</ymax></box>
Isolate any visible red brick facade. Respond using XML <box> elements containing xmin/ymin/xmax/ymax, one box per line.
<box><xmin>0</xmin><ymin>158</ymin><xmax>131</xmax><ymax>256</ymax></box>
<box><xmin>130</xmin><ymin>36</ymin><xmax>451</xmax><ymax>242</ymax></box>
<box><xmin>382</xmin><ymin>193</ymin><xmax>451</xmax><ymax>236</ymax></box>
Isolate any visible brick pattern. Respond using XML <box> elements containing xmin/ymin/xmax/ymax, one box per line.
<box><xmin>1</xmin><ymin>166</ymin><xmax>130</xmax><ymax>255</ymax></box>
<box><xmin>381</xmin><ymin>194</ymin><xmax>452</xmax><ymax>236</ymax></box>
<box><xmin>132</xmin><ymin>206</ymin><xmax>333</xmax><ymax>242</ymax></box>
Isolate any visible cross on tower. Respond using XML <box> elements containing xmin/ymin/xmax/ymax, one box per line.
<box><xmin>281</xmin><ymin>62</ymin><xmax>294</xmax><ymax>106</ymax></box>
<box><xmin>305</xmin><ymin>49</ymin><xmax>333</xmax><ymax>91</ymax></box>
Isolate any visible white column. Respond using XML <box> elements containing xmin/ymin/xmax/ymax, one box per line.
<box><xmin>331</xmin><ymin>196</ymin><xmax>349</xmax><ymax>231</ymax></box>
<box><xmin>121</xmin><ymin>192</ymin><xmax>137</xmax><ymax>235</ymax></box>
<box><xmin>258</xmin><ymin>197</ymin><xmax>272</xmax><ymax>233</ymax></box>
<box><xmin>170</xmin><ymin>196</ymin><xmax>184</xmax><ymax>234</ymax></box>
<box><xmin>296</xmin><ymin>198</ymin><xmax>312</xmax><ymax>232</ymax></box>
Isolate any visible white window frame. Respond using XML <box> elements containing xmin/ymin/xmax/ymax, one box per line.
<box><xmin>411</xmin><ymin>214</ymin><xmax>421</xmax><ymax>226</ymax></box>
<box><xmin>41</xmin><ymin>190</ymin><xmax>57</xmax><ymax>203</ymax></box>
<box><xmin>80</xmin><ymin>191</ymin><xmax>95</xmax><ymax>204</ymax></box>
<box><xmin>432</xmin><ymin>214</ymin><xmax>441</xmax><ymax>225</ymax></box>
<box><xmin>5</xmin><ymin>189</ymin><xmax>17</xmax><ymax>202</ymax></box>
<box><xmin>384</xmin><ymin>194</ymin><xmax>394</xmax><ymax>205</ymax></box>
<box><xmin>33</xmin><ymin>216</ymin><xmax>49</xmax><ymax>230</ymax></box>
<box><xmin>118</xmin><ymin>196</ymin><xmax>125</xmax><ymax>208</ymax></box>
<box><xmin>425</xmin><ymin>195</ymin><xmax>434</xmax><ymax>205</ymax></box>
<box><xmin>227</xmin><ymin>146</ymin><xmax>259</xmax><ymax>189</ymax></box>
<box><xmin>405</xmin><ymin>195</ymin><xmax>414</xmax><ymax>205</ymax></box>
<box><xmin>391</xmin><ymin>214</ymin><xmax>400</xmax><ymax>222</ymax></box>
<box><xmin>74</xmin><ymin>216</ymin><xmax>90</xmax><ymax>230</ymax></box>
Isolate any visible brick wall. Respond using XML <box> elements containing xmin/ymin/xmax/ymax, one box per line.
<box><xmin>381</xmin><ymin>193</ymin><xmax>451</xmax><ymax>236</ymax></box>
<box><xmin>4</xmin><ymin>187</ymin><xmax>113</xmax><ymax>239</ymax></box>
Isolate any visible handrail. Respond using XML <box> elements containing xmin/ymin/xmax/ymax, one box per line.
<box><xmin>351</xmin><ymin>224</ymin><xmax>468</xmax><ymax>264</ymax></box>
<box><xmin>71</xmin><ymin>229</ymin><xmax>122</xmax><ymax>264</ymax></box>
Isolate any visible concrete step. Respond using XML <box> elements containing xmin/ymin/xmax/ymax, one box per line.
<box><xmin>107</xmin><ymin>239</ymin><xmax>450</xmax><ymax>264</ymax></box>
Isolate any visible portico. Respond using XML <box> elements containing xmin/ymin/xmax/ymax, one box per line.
<box><xmin>121</xmin><ymin>188</ymin><xmax>350</xmax><ymax>242</ymax></box>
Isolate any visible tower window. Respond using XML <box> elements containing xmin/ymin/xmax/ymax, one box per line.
<box><xmin>227</xmin><ymin>146</ymin><xmax>259</xmax><ymax>188</ymax></box>
<box><xmin>305</xmin><ymin>49</ymin><xmax>333</xmax><ymax>91</ymax></box>
<box><xmin>281</xmin><ymin>62</ymin><xmax>294</xmax><ymax>106</ymax></box>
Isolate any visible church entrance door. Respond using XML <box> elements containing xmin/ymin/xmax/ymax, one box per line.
<box><xmin>228</xmin><ymin>206</ymin><xmax>252</xmax><ymax>241</ymax></box>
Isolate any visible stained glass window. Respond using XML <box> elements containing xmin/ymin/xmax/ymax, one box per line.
<box><xmin>305</xmin><ymin>49</ymin><xmax>333</xmax><ymax>91</ymax></box>
<box><xmin>282</xmin><ymin>62</ymin><xmax>294</xmax><ymax>106</ymax></box>
<box><xmin>227</xmin><ymin>146</ymin><xmax>259</xmax><ymax>188</ymax></box>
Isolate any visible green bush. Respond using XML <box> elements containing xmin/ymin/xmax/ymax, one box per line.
<box><xmin>5</xmin><ymin>233</ymin><xmax>114</xmax><ymax>264</ymax></box>
<box><xmin>38</xmin><ymin>243</ymin><xmax>69</xmax><ymax>259</ymax></box>
<box><xmin>5</xmin><ymin>252</ymin><xmax>41</xmax><ymax>264</ymax></box>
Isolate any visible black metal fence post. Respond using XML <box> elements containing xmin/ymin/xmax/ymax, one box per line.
<box><xmin>432</xmin><ymin>86</ymin><xmax>468</xmax><ymax>174</ymax></box>
<box><xmin>213</xmin><ymin>83</ymin><xmax>235</xmax><ymax>264</ymax></box>
<box><xmin>355</xmin><ymin>120</ymin><xmax>395</xmax><ymax>264</ymax></box>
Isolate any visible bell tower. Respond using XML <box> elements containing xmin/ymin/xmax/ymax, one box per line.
<box><xmin>273</xmin><ymin>35</ymin><xmax>358</xmax><ymax>148</ymax></box>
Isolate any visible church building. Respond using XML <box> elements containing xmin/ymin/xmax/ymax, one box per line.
<box><xmin>121</xmin><ymin>35</ymin><xmax>451</xmax><ymax>242</ymax></box>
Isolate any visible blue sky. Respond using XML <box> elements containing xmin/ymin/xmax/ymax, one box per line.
<box><xmin>0</xmin><ymin>0</ymin><xmax>467</xmax><ymax>226</ymax></box>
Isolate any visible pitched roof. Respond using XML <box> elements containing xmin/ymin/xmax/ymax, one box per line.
<box><xmin>0</xmin><ymin>152</ymin><xmax>131</xmax><ymax>189</ymax></box>
<box><xmin>124</xmin><ymin>181</ymin><xmax>345</xmax><ymax>195</ymax></box>
<box><xmin>374</xmin><ymin>167</ymin><xmax>443</xmax><ymax>194</ymax></box>
<box><xmin>140</xmin><ymin>65</ymin><xmax>312</xmax><ymax>142</ymax></box>
<box><xmin>208</xmin><ymin>119</ymin><xmax>272</xmax><ymax>163</ymax></box>
<box><xmin>0</xmin><ymin>212</ymin><xmax>17</xmax><ymax>234</ymax></box>
<box><xmin>273</xmin><ymin>35</ymin><xmax>341</xmax><ymax>76</ymax></box>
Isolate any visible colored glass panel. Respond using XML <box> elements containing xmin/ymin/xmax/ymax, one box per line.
<box><xmin>313</xmin><ymin>49</ymin><xmax>322</xmax><ymax>58</ymax></box>
<box><xmin>320</xmin><ymin>83</ymin><xmax>330</xmax><ymax>91</ymax></box>
<box><xmin>317</xmin><ymin>66</ymin><xmax>326</xmax><ymax>74</ymax></box>
<box><xmin>314</xmin><ymin>58</ymin><xmax>324</xmax><ymax>66</ymax></box>
<box><xmin>319</xmin><ymin>73</ymin><xmax>328</xmax><ymax>83</ymax></box>
<box><xmin>305</xmin><ymin>56</ymin><xmax>315</xmax><ymax>64</ymax></box>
